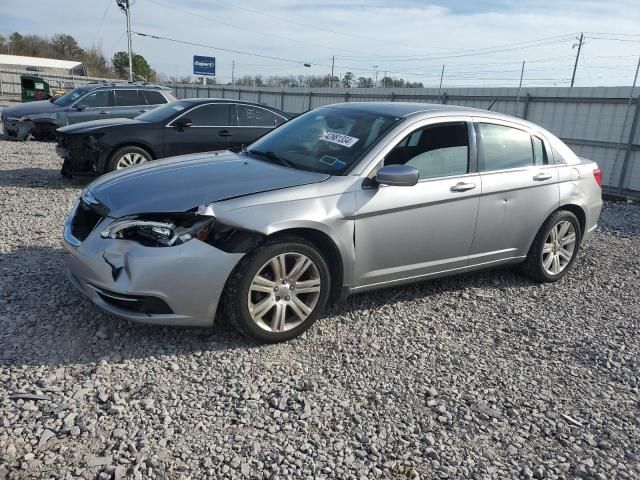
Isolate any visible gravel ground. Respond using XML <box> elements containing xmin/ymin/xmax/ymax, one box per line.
<box><xmin>1</xmin><ymin>138</ymin><xmax>639</xmax><ymax>480</ymax></box>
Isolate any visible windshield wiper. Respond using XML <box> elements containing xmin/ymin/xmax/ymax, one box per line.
<box><xmin>248</xmin><ymin>149</ymin><xmax>295</xmax><ymax>168</ymax></box>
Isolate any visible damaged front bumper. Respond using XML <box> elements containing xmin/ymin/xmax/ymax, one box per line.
<box><xmin>57</xmin><ymin>134</ymin><xmax>106</xmax><ymax>177</ymax></box>
<box><xmin>2</xmin><ymin>117</ymin><xmax>34</xmax><ymax>140</ymax></box>
<box><xmin>62</xmin><ymin>202</ymin><xmax>244</xmax><ymax>327</ymax></box>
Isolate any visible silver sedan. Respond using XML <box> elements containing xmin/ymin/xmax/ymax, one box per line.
<box><xmin>63</xmin><ymin>102</ymin><xmax>603</xmax><ymax>342</ymax></box>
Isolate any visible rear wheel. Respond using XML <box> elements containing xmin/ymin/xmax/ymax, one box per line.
<box><xmin>523</xmin><ymin>210</ymin><xmax>581</xmax><ymax>282</ymax></box>
<box><xmin>106</xmin><ymin>146</ymin><xmax>151</xmax><ymax>172</ymax></box>
<box><xmin>224</xmin><ymin>236</ymin><xmax>330</xmax><ymax>343</ymax></box>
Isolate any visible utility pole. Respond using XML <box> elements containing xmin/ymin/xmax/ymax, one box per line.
<box><xmin>116</xmin><ymin>0</ymin><xmax>134</xmax><ymax>82</ymax></box>
<box><xmin>571</xmin><ymin>32</ymin><xmax>584</xmax><ymax>88</ymax></box>
<box><xmin>372</xmin><ymin>65</ymin><xmax>379</xmax><ymax>88</ymax></box>
<box><xmin>438</xmin><ymin>64</ymin><xmax>445</xmax><ymax>94</ymax></box>
<box><xmin>383</xmin><ymin>70</ymin><xmax>387</xmax><ymax>88</ymax></box>
<box><xmin>330</xmin><ymin>55</ymin><xmax>335</xmax><ymax>88</ymax></box>
<box><xmin>231</xmin><ymin>60</ymin><xmax>235</xmax><ymax>87</ymax></box>
<box><xmin>514</xmin><ymin>60</ymin><xmax>525</xmax><ymax>115</ymax></box>
<box><xmin>611</xmin><ymin>54</ymin><xmax>640</xmax><ymax>187</ymax></box>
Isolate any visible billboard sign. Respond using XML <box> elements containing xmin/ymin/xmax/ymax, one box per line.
<box><xmin>193</xmin><ymin>55</ymin><xmax>216</xmax><ymax>76</ymax></box>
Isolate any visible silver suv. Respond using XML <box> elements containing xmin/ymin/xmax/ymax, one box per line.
<box><xmin>1</xmin><ymin>82</ymin><xmax>176</xmax><ymax>140</ymax></box>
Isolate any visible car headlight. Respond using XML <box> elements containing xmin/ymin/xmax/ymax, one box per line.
<box><xmin>19</xmin><ymin>116</ymin><xmax>31</xmax><ymax>122</ymax></box>
<box><xmin>101</xmin><ymin>210</ymin><xmax>215</xmax><ymax>247</ymax></box>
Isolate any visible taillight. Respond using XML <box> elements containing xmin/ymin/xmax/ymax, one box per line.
<box><xmin>593</xmin><ymin>168</ymin><xmax>602</xmax><ymax>187</ymax></box>
<box><xmin>593</xmin><ymin>168</ymin><xmax>602</xmax><ymax>188</ymax></box>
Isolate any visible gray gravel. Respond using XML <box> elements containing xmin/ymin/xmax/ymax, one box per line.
<box><xmin>1</xmin><ymin>138</ymin><xmax>639</xmax><ymax>480</ymax></box>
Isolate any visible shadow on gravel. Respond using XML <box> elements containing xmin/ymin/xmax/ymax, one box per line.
<box><xmin>329</xmin><ymin>265</ymin><xmax>536</xmax><ymax>318</ymax></box>
<box><xmin>0</xmin><ymin>244</ymin><xmax>537</xmax><ymax>369</ymax></box>
<box><xmin>0</xmin><ymin>246</ymin><xmax>252</xmax><ymax>369</ymax></box>
<box><xmin>0</xmin><ymin>167</ymin><xmax>89</xmax><ymax>189</ymax></box>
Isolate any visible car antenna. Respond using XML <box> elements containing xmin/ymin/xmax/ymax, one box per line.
<box><xmin>487</xmin><ymin>98</ymin><xmax>498</xmax><ymax>111</ymax></box>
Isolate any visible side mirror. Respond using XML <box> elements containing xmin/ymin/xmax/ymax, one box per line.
<box><xmin>174</xmin><ymin>117</ymin><xmax>193</xmax><ymax>131</ymax></box>
<box><xmin>375</xmin><ymin>164</ymin><xmax>419</xmax><ymax>187</ymax></box>
<box><xmin>74</xmin><ymin>104</ymin><xmax>85</xmax><ymax>111</ymax></box>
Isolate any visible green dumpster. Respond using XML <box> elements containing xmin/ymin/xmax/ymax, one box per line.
<box><xmin>21</xmin><ymin>75</ymin><xmax>51</xmax><ymax>103</ymax></box>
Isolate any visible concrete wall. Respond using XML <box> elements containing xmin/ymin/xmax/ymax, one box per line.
<box><xmin>175</xmin><ymin>84</ymin><xmax>640</xmax><ymax>195</ymax></box>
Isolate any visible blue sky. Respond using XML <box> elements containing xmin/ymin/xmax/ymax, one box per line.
<box><xmin>1</xmin><ymin>0</ymin><xmax>639</xmax><ymax>87</ymax></box>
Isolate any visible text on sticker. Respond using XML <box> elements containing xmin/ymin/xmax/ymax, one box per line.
<box><xmin>320</xmin><ymin>132</ymin><xmax>359</xmax><ymax>148</ymax></box>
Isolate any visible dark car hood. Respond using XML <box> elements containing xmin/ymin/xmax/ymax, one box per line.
<box><xmin>58</xmin><ymin>117</ymin><xmax>144</xmax><ymax>134</ymax></box>
<box><xmin>87</xmin><ymin>151</ymin><xmax>330</xmax><ymax>218</ymax></box>
<box><xmin>2</xmin><ymin>100</ymin><xmax>62</xmax><ymax>117</ymax></box>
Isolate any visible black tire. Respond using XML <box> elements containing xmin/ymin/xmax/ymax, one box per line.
<box><xmin>522</xmin><ymin>210</ymin><xmax>581</xmax><ymax>283</ymax></box>
<box><xmin>105</xmin><ymin>146</ymin><xmax>152</xmax><ymax>173</ymax></box>
<box><xmin>223</xmin><ymin>236</ymin><xmax>331</xmax><ymax>343</ymax></box>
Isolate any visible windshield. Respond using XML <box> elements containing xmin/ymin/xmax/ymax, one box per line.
<box><xmin>53</xmin><ymin>87</ymin><xmax>89</xmax><ymax>106</ymax></box>
<box><xmin>136</xmin><ymin>101</ymin><xmax>191</xmax><ymax>122</ymax></box>
<box><xmin>247</xmin><ymin>107</ymin><xmax>402</xmax><ymax>175</ymax></box>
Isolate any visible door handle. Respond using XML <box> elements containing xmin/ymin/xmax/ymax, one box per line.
<box><xmin>450</xmin><ymin>182</ymin><xmax>476</xmax><ymax>192</ymax></box>
<box><xmin>99</xmin><ymin>111</ymin><xmax>110</xmax><ymax>115</ymax></box>
<box><xmin>218</xmin><ymin>130</ymin><xmax>233</xmax><ymax>137</ymax></box>
<box><xmin>139</xmin><ymin>109</ymin><xmax>149</xmax><ymax>113</ymax></box>
<box><xmin>533</xmin><ymin>172</ymin><xmax>552</xmax><ymax>181</ymax></box>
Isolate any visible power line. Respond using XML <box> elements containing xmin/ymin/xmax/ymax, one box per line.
<box><xmin>133</xmin><ymin>31</ymin><xmax>391</xmax><ymax>75</ymax></box>
<box><xmin>587</xmin><ymin>36</ymin><xmax>640</xmax><ymax>43</ymax></box>
<box><xmin>334</xmin><ymin>34</ymin><xmax>577</xmax><ymax>61</ymax></box>
<box><xmin>92</xmin><ymin>0</ymin><xmax>112</xmax><ymax>44</ymax></box>
<box><xmin>134</xmin><ymin>31</ymin><xmax>591</xmax><ymax>85</ymax></box>
<box><xmin>204</xmin><ymin>0</ymin><xmax>450</xmax><ymax>50</ymax></box>
<box><xmin>109</xmin><ymin>30</ymin><xmax>127</xmax><ymax>51</ymax></box>
<box><xmin>143</xmin><ymin>0</ymin><xmax>361</xmax><ymax>54</ymax></box>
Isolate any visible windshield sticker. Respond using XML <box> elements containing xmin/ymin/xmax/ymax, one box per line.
<box><xmin>319</xmin><ymin>156</ymin><xmax>346</xmax><ymax>169</ymax></box>
<box><xmin>71</xmin><ymin>92</ymin><xmax>81</xmax><ymax>100</ymax></box>
<box><xmin>320</xmin><ymin>132</ymin><xmax>359</xmax><ymax>148</ymax></box>
<box><xmin>171</xmin><ymin>105</ymin><xmax>185</xmax><ymax>111</ymax></box>
<box><xmin>320</xmin><ymin>155</ymin><xmax>338</xmax><ymax>166</ymax></box>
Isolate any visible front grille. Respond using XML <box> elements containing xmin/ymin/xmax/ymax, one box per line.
<box><xmin>90</xmin><ymin>286</ymin><xmax>173</xmax><ymax>314</ymax></box>
<box><xmin>71</xmin><ymin>200</ymin><xmax>103</xmax><ymax>241</ymax></box>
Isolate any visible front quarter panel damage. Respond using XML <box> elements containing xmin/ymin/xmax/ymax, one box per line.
<box><xmin>212</xmin><ymin>187</ymin><xmax>358</xmax><ymax>290</ymax></box>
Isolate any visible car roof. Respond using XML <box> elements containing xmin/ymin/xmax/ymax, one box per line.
<box><xmin>181</xmin><ymin>98</ymin><xmax>274</xmax><ymax>106</ymax></box>
<box><xmin>179</xmin><ymin>98</ymin><xmax>288</xmax><ymax>114</ymax></box>
<box><xmin>324</xmin><ymin>101</ymin><xmax>480</xmax><ymax>118</ymax></box>
<box><xmin>82</xmin><ymin>82</ymin><xmax>172</xmax><ymax>91</ymax></box>
<box><xmin>321</xmin><ymin>101</ymin><xmax>547</xmax><ymax>130</ymax></box>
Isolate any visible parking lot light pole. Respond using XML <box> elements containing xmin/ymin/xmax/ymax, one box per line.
<box><xmin>116</xmin><ymin>0</ymin><xmax>134</xmax><ymax>82</ymax></box>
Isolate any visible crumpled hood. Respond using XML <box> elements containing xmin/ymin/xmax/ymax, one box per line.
<box><xmin>2</xmin><ymin>100</ymin><xmax>62</xmax><ymax>118</ymax></box>
<box><xmin>58</xmin><ymin>117</ymin><xmax>144</xmax><ymax>134</ymax></box>
<box><xmin>87</xmin><ymin>151</ymin><xmax>330</xmax><ymax>218</ymax></box>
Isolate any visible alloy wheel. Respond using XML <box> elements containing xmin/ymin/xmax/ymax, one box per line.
<box><xmin>542</xmin><ymin>220</ymin><xmax>577</xmax><ymax>275</ymax></box>
<box><xmin>116</xmin><ymin>152</ymin><xmax>147</xmax><ymax>170</ymax></box>
<box><xmin>247</xmin><ymin>252</ymin><xmax>322</xmax><ymax>332</ymax></box>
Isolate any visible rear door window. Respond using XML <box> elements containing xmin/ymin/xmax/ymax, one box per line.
<box><xmin>237</xmin><ymin>105</ymin><xmax>275</xmax><ymax>127</ymax></box>
<box><xmin>478</xmin><ymin>123</ymin><xmax>534</xmax><ymax>171</ymax></box>
<box><xmin>140</xmin><ymin>90</ymin><xmax>167</xmax><ymax>105</ymax></box>
<box><xmin>114</xmin><ymin>89</ymin><xmax>140</xmax><ymax>107</ymax></box>
<box><xmin>185</xmin><ymin>104</ymin><xmax>232</xmax><ymax>126</ymax></box>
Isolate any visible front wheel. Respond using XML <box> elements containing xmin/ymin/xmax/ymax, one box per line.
<box><xmin>223</xmin><ymin>236</ymin><xmax>331</xmax><ymax>343</ymax></box>
<box><xmin>106</xmin><ymin>146</ymin><xmax>151</xmax><ymax>173</ymax></box>
<box><xmin>523</xmin><ymin>210</ymin><xmax>581</xmax><ymax>283</ymax></box>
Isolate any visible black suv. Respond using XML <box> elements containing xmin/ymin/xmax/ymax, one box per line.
<box><xmin>1</xmin><ymin>82</ymin><xmax>176</xmax><ymax>140</ymax></box>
